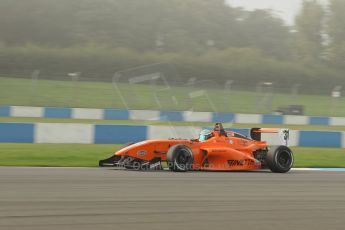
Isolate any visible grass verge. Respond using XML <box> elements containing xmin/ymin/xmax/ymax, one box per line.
<box><xmin>0</xmin><ymin>144</ymin><xmax>344</xmax><ymax>168</ymax></box>
<box><xmin>291</xmin><ymin>147</ymin><xmax>345</xmax><ymax>168</ymax></box>
<box><xmin>0</xmin><ymin>144</ymin><xmax>119</xmax><ymax>167</ymax></box>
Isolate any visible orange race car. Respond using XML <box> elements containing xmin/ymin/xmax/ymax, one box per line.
<box><xmin>99</xmin><ymin>123</ymin><xmax>294</xmax><ymax>173</ymax></box>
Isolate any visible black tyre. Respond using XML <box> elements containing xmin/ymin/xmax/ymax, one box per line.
<box><xmin>265</xmin><ymin>146</ymin><xmax>294</xmax><ymax>173</ymax></box>
<box><xmin>167</xmin><ymin>145</ymin><xmax>193</xmax><ymax>172</ymax></box>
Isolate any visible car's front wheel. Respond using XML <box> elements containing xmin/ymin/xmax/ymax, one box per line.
<box><xmin>167</xmin><ymin>145</ymin><xmax>193</xmax><ymax>172</ymax></box>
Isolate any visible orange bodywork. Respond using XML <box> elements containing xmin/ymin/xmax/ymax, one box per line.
<box><xmin>112</xmin><ymin>129</ymin><xmax>269</xmax><ymax>171</ymax></box>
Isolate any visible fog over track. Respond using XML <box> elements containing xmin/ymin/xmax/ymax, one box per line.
<box><xmin>1</xmin><ymin>167</ymin><xmax>345</xmax><ymax>230</ymax></box>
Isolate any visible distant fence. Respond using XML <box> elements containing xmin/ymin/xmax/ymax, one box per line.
<box><xmin>1</xmin><ymin>74</ymin><xmax>345</xmax><ymax>116</ymax></box>
<box><xmin>1</xmin><ymin>105</ymin><xmax>345</xmax><ymax>126</ymax></box>
<box><xmin>0</xmin><ymin>122</ymin><xmax>344</xmax><ymax>148</ymax></box>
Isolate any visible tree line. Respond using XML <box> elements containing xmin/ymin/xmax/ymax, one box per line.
<box><xmin>0</xmin><ymin>0</ymin><xmax>344</xmax><ymax>93</ymax></box>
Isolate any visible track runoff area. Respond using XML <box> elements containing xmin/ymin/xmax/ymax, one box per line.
<box><xmin>1</xmin><ymin>167</ymin><xmax>345</xmax><ymax>230</ymax></box>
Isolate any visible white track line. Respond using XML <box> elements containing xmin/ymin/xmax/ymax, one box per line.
<box><xmin>293</xmin><ymin>168</ymin><xmax>345</xmax><ymax>171</ymax></box>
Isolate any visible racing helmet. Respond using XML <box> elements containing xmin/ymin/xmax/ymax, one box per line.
<box><xmin>199</xmin><ymin>129</ymin><xmax>213</xmax><ymax>141</ymax></box>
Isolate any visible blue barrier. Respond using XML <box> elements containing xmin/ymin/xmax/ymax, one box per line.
<box><xmin>262</xmin><ymin>115</ymin><xmax>284</xmax><ymax>124</ymax></box>
<box><xmin>0</xmin><ymin>106</ymin><xmax>10</xmax><ymax>117</ymax></box>
<box><xmin>94</xmin><ymin>125</ymin><xmax>147</xmax><ymax>144</ymax></box>
<box><xmin>0</xmin><ymin>123</ymin><xmax>34</xmax><ymax>143</ymax></box>
<box><xmin>2</xmin><ymin>105</ymin><xmax>345</xmax><ymax>127</ymax></box>
<box><xmin>160</xmin><ymin>111</ymin><xmax>184</xmax><ymax>121</ymax></box>
<box><xmin>299</xmin><ymin>131</ymin><xmax>342</xmax><ymax>148</ymax></box>
<box><xmin>104</xmin><ymin>109</ymin><xmax>129</xmax><ymax>120</ymax></box>
<box><xmin>44</xmin><ymin>107</ymin><xmax>72</xmax><ymax>118</ymax></box>
<box><xmin>212</xmin><ymin>113</ymin><xmax>235</xmax><ymax>123</ymax></box>
<box><xmin>309</xmin><ymin>116</ymin><xmax>330</xmax><ymax>125</ymax></box>
<box><xmin>0</xmin><ymin>122</ymin><xmax>344</xmax><ymax>147</ymax></box>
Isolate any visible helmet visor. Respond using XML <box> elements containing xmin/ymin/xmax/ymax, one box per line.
<box><xmin>199</xmin><ymin>134</ymin><xmax>208</xmax><ymax>141</ymax></box>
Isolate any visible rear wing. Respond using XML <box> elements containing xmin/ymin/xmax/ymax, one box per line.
<box><xmin>250</xmin><ymin>128</ymin><xmax>290</xmax><ymax>146</ymax></box>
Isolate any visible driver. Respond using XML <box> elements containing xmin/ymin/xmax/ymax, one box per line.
<box><xmin>199</xmin><ymin>129</ymin><xmax>213</xmax><ymax>141</ymax></box>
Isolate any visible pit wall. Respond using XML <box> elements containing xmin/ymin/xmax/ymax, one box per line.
<box><xmin>0</xmin><ymin>123</ymin><xmax>344</xmax><ymax>148</ymax></box>
<box><xmin>1</xmin><ymin>105</ymin><xmax>345</xmax><ymax>126</ymax></box>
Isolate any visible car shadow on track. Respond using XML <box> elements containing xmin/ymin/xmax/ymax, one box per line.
<box><xmin>104</xmin><ymin>167</ymin><xmax>275</xmax><ymax>174</ymax></box>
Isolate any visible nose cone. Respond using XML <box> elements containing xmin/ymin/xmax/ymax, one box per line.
<box><xmin>114</xmin><ymin>140</ymin><xmax>153</xmax><ymax>157</ymax></box>
<box><xmin>114</xmin><ymin>147</ymin><xmax>128</xmax><ymax>156</ymax></box>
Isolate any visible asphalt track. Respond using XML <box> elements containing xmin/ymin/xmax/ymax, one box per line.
<box><xmin>1</xmin><ymin>167</ymin><xmax>345</xmax><ymax>230</ymax></box>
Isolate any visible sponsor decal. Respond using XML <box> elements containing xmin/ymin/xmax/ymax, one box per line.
<box><xmin>228</xmin><ymin>159</ymin><xmax>255</xmax><ymax>167</ymax></box>
<box><xmin>153</xmin><ymin>150</ymin><xmax>167</xmax><ymax>155</ymax></box>
<box><xmin>211</xmin><ymin>149</ymin><xmax>226</xmax><ymax>153</ymax></box>
<box><xmin>239</xmin><ymin>140</ymin><xmax>249</xmax><ymax>146</ymax></box>
<box><xmin>137</xmin><ymin>150</ymin><xmax>147</xmax><ymax>156</ymax></box>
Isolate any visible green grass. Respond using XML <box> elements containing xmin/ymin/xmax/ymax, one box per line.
<box><xmin>1</xmin><ymin>77</ymin><xmax>345</xmax><ymax>116</ymax></box>
<box><xmin>0</xmin><ymin>144</ymin><xmax>119</xmax><ymax>167</ymax></box>
<box><xmin>1</xmin><ymin>117</ymin><xmax>345</xmax><ymax>131</ymax></box>
<box><xmin>292</xmin><ymin>147</ymin><xmax>345</xmax><ymax>168</ymax></box>
<box><xmin>0</xmin><ymin>144</ymin><xmax>344</xmax><ymax>168</ymax></box>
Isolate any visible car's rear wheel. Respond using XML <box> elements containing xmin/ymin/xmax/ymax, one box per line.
<box><xmin>265</xmin><ymin>145</ymin><xmax>294</xmax><ymax>173</ymax></box>
<box><xmin>167</xmin><ymin>145</ymin><xmax>193</xmax><ymax>172</ymax></box>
